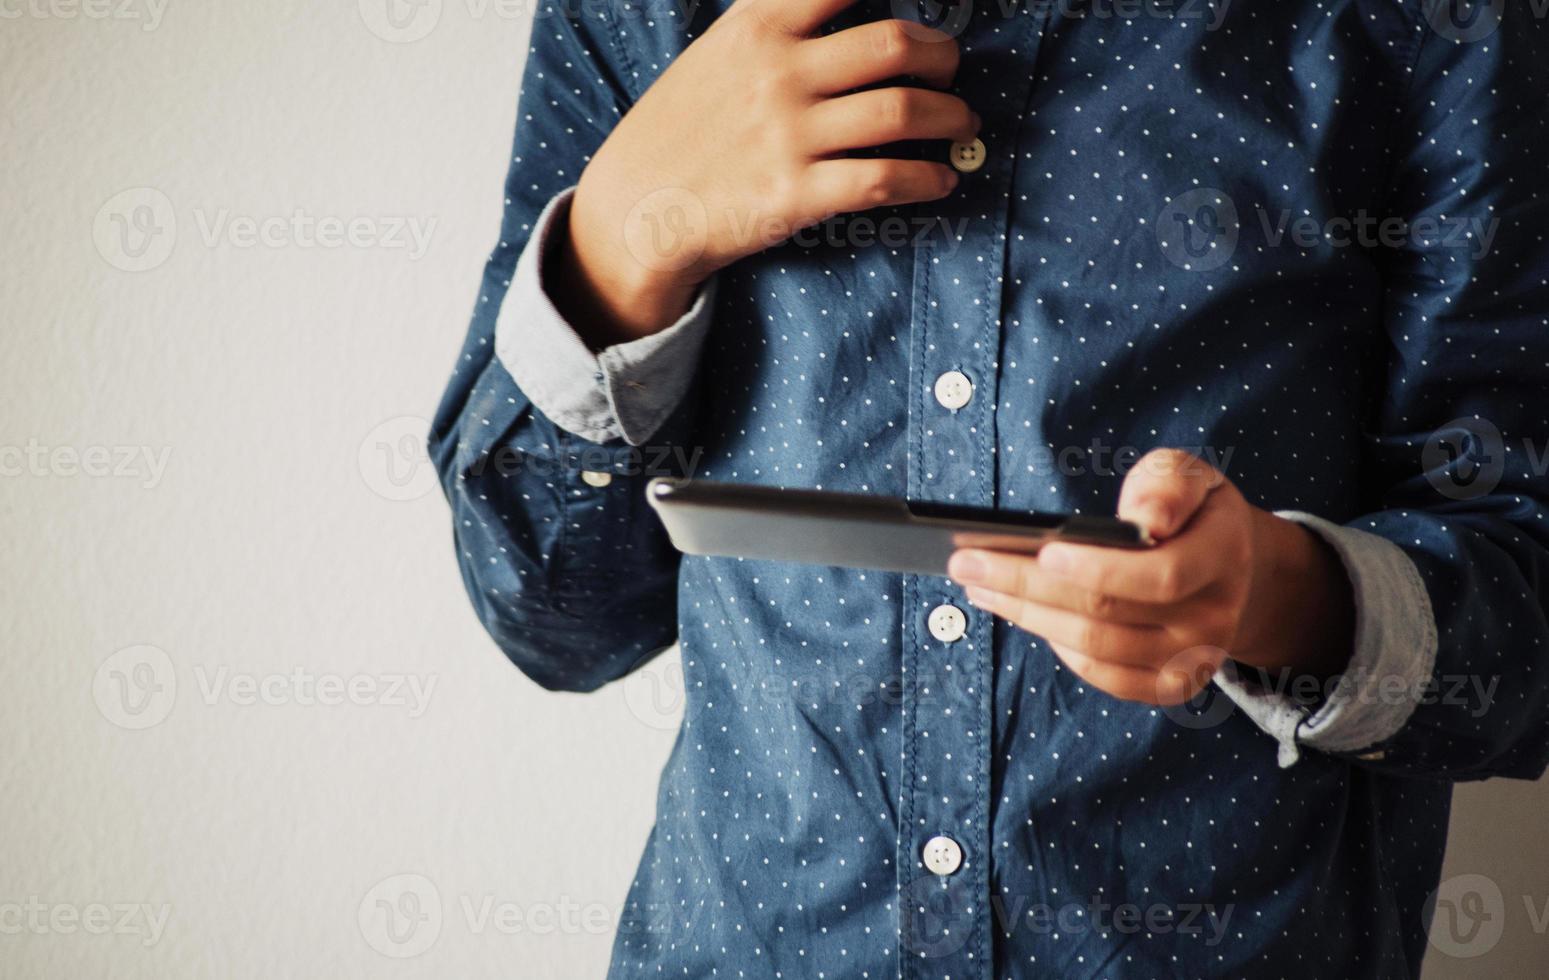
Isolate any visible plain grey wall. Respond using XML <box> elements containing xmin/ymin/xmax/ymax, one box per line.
<box><xmin>1</xmin><ymin>2</ymin><xmax>1543</xmax><ymax>977</ymax></box>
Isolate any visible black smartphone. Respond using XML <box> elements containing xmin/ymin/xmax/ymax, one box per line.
<box><xmin>646</xmin><ymin>478</ymin><xmax>1152</xmax><ymax>576</ymax></box>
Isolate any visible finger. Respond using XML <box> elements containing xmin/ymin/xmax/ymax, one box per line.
<box><xmin>748</xmin><ymin>0</ymin><xmax>864</xmax><ymax>36</ymax></box>
<box><xmin>1051</xmin><ymin>646</ymin><xmax>1218</xmax><ymax>707</ymax></box>
<box><xmin>949</xmin><ymin>549</ymin><xmax>1184</xmax><ymax>625</ymax></box>
<box><xmin>964</xmin><ymin>586</ymin><xmax>1165</xmax><ymax>668</ymax></box>
<box><xmin>1116</xmin><ymin>448</ymin><xmax>1225</xmax><ymax>540</ymax></box>
<box><xmin>1034</xmin><ymin>536</ymin><xmax>1216</xmax><ymax>605</ymax></box>
<box><xmin>1049</xmin><ymin>647</ymin><xmax>1167</xmax><ymax>703</ymax></box>
<box><xmin>798</xmin><ymin>20</ymin><xmax>960</xmax><ymax>92</ymax></box>
<box><xmin>803</xmin><ymin>89</ymin><xmax>979</xmax><ymax>154</ymax></box>
<box><xmin>1035</xmin><ymin>481</ymin><xmax>1241</xmax><ymax>604</ymax></box>
<box><xmin>803</xmin><ymin>158</ymin><xmax>958</xmax><ymax>214</ymax></box>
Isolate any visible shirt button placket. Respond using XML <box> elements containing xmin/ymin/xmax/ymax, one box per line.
<box><xmin>897</xmin><ymin>6</ymin><xmax>1052</xmax><ymax>977</ymax></box>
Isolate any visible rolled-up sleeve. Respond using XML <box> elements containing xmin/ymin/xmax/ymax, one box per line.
<box><xmin>429</xmin><ymin>2</ymin><xmax>700</xmax><ymax>692</ymax></box>
<box><xmin>1218</xmin><ymin>9</ymin><xmax>1549</xmax><ymax>779</ymax></box>
<box><xmin>1215</xmin><ymin>514</ymin><xmax>1439</xmax><ymax>768</ymax></box>
<box><xmin>495</xmin><ymin>187</ymin><xmax>717</xmax><ymax>446</ymax></box>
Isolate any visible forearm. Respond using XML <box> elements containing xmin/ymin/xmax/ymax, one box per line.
<box><xmin>549</xmin><ymin>182</ymin><xmax>702</xmax><ymax>347</ymax></box>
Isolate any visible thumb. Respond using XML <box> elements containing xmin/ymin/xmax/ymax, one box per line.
<box><xmin>1117</xmin><ymin>449</ymin><xmax>1223</xmax><ymax>541</ymax></box>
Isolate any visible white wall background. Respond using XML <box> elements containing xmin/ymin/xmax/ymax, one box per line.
<box><xmin>0</xmin><ymin>2</ymin><xmax>1544</xmax><ymax>977</ymax></box>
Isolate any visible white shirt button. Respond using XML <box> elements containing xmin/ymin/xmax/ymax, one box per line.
<box><xmin>949</xmin><ymin>138</ymin><xmax>986</xmax><ymax>174</ymax></box>
<box><xmin>922</xmin><ymin>836</ymin><xmax>963</xmax><ymax>876</ymax></box>
<box><xmin>580</xmin><ymin>470</ymin><xmax>613</xmax><ymax>488</ymax></box>
<box><xmin>927</xmin><ymin>604</ymin><xmax>967</xmax><ymax>643</ymax></box>
<box><xmin>933</xmin><ymin>370</ymin><xmax>973</xmax><ymax>410</ymax></box>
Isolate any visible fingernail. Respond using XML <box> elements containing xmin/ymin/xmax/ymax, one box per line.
<box><xmin>1039</xmin><ymin>546</ymin><xmax>1071</xmax><ymax>574</ymax></box>
<box><xmin>1134</xmin><ymin>496</ymin><xmax>1173</xmax><ymax>534</ymax></box>
<box><xmin>948</xmin><ymin>550</ymin><xmax>986</xmax><ymax>584</ymax></box>
<box><xmin>964</xmin><ymin>585</ymin><xmax>994</xmax><ymax>608</ymax></box>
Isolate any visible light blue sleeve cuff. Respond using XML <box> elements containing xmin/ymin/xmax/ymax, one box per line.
<box><xmin>493</xmin><ymin>187</ymin><xmax>717</xmax><ymax>446</ymax></box>
<box><xmin>1213</xmin><ymin>511</ymin><xmax>1439</xmax><ymax>768</ymax></box>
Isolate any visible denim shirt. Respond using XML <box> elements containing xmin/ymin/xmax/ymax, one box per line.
<box><xmin>430</xmin><ymin>2</ymin><xmax>1549</xmax><ymax>976</ymax></box>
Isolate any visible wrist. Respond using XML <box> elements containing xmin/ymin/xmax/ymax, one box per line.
<box><xmin>554</xmin><ymin>185</ymin><xmax>704</xmax><ymax>348</ymax></box>
<box><xmin>1233</xmin><ymin>509</ymin><xmax>1356</xmax><ymax>681</ymax></box>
